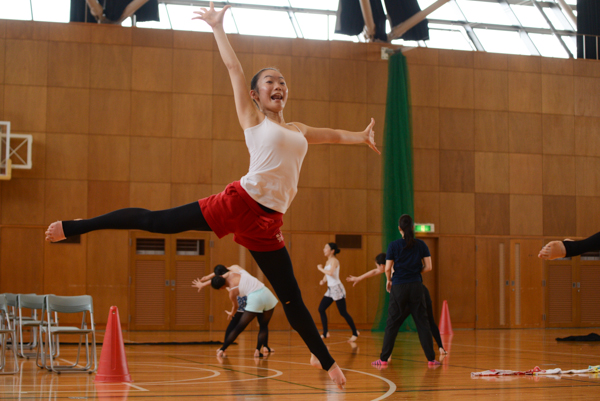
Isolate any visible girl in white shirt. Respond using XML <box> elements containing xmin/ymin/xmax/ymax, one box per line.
<box><xmin>318</xmin><ymin>243</ymin><xmax>359</xmax><ymax>342</ymax></box>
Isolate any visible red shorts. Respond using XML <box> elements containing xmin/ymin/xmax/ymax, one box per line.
<box><xmin>198</xmin><ymin>181</ymin><xmax>285</xmax><ymax>252</ymax></box>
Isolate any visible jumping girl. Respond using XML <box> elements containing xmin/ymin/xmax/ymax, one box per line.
<box><xmin>45</xmin><ymin>2</ymin><xmax>380</xmax><ymax>388</ymax></box>
<box><xmin>317</xmin><ymin>243</ymin><xmax>359</xmax><ymax>342</ymax></box>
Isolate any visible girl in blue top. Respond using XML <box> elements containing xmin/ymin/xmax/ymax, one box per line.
<box><xmin>372</xmin><ymin>214</ymin><xmax>440</xmax><ymax>367</ymax></box>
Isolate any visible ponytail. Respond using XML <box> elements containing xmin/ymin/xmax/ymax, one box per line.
<box><xmin>398</xmin><ymin>214</ymin><xmax>415</xmax><ymax>249</ymax></box>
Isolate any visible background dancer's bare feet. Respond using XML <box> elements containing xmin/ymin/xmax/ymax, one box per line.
<box><xmin>439</xmin><ymin>347</ymin><xmax>448</xmax><ymax>355</ymax></box>
<box><xmin>538</xmin><ymin>241</ymin><xmax>567</xmax><ymax>260</ymax></box>
<box><xmin>45</xmin><ymin>221</ymin><xmax>66</xmax><ymax>242</ymax></box>
<box><xmin>328</xmin><ymin>364</ymin><xmax>346</xmax><ymax>390</ymax></box>
<box><xmin>309</xmin><ymin>354</ymin><xmax>321</xmax><ymax>369</ymax></box>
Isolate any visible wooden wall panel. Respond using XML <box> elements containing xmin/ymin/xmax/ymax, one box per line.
<box><xmin>474</xmin><ymin>51</ymin><xmax>507</xmax><ymax>70</ymax></box>
<box><xmin>509</xmin><ymin>153</ymin><xmax>542</xmax><ymax>195</ymax></box>
<box><xmin>408</xmin><ymin>64</ymin><xmax>439</xmax><ymax>107</ymax></box>
<box><xmin>47</xmin><ymin>21</ymin><xmax>90</xmax><ymax>43</ymax></box>
<box><xmin>329</xmin><ymin>189</ymin><xmax>367</xmax><ymax>233</ymax></box>
<box><xmin>292</xmin><ymin>57</ymin><xmax>330</xmax><ymax>101</ymax></box>
<box><xmin>576</xmin><ymin>197</ymin><xmax>600</xmax><ymax>238</ymax></box>
<box><xmin>366</xmin><ymin>61</ymin><xmax>388</xmax><ymax>104</ymax></box>
<box><xmin>5</xmin><ymin>20</ymin><xmax>49</xmax><ymax>41</ymax></box>
<box><xmin>329</xmin><ymin>59</ymin><xmax>366</xmax><ymax>103</ymax></box>
<box><xmin>0</xmin><ymin>227</ymin><xmax>44</xmax><ymax>294</ymax></box>
<box><xmin>173</xmin><ymin>31</ymin><xmax>213</xmax><ymax>51</ymax></box>
<box><xmin>5</xmin><ymin>39</ymin><xmax>48</xmax><ymax>86</ymax></box>
<box><xmin>475</xmin><ymin>238</ymin><xmax>508</xmax><ymax>329</ymax></box>
<box><xmin>130</xmin><ymin>182</ymin><xmax>171</xmax><ymax>211</ymax></box>
<box><xmin>173</xmin><ymin>49</ymin><xmax>213</xmax><ymax>95</ymax></box>
<box><xmin>46</xmin><ymin>87</ymin><xmax>90</xmax><ymax>134</ymax></box>
<box><xmin>171</xmin><ymin>139</ymin><xmax>212</xmax><ymax>184</ymax></box>
<box><xmin>48</xmin><ymin>41</ymin><xmax>90</xmax><ymax>88</ymax></box>
<box><xmin>507</xmin><ymin>55</ymin><xmax>541</xmax><ymax>73</ymax></box>
<box><xmin>439</xmin><ymin>108</ymin><xmax>474</xmax><ymax>150</ymax></box>
<box><xmin>212</xmin><ymin>52</ymin><xmax>253</xmax><ymax>97</ymax></box>
<box><xmin>89</xmin><ymin>89</ymin><xmax>131</xmax><ymax>136</ymax></box>
<box><xmin>439</xmin><ymin>67</ymin><xmax>474</xmax><ymax>109</ymax></box>
<box><xmin>474</xmin><ymin>111</ymin><xmax>508</xmax><ymax>152</ymax></box>
<box><xmin>0</xmin><ymin>39</ymin><xmax>4</xmax><ymax>84</ymax></box>
<box><xmin>131</xmin><ymin>91</ymin><xmax>172</xmax><ymax>137</ymax></box>
<box><xmin>2</xmin><ymin>178</ymin><xmax>44</xmax><ymax>225</ymax></box>
<box><xmin>474</xmin><ymin>69</ymin><xmax>508</xmax><ymax>111</ymax></box>
<box><xmin>90</xmin><ymin>44</ymin><xmax>132</xmax><ymax>90</ymax></box>
<box><xmin>438</xmin><ymin>236</ymin><xmax>475</xmax><ymax>327</ymax></box>
<box><xmin>131</xmin><ymin>46</ymin><xmax>173</xmax><ymax>92</ymax></box>
<box><xmin>439</xmin><ymin>49</ymin><xmax>473</xmax><ymax>68</ymax></box>
<box><xmin>439</xmin><ymin>192</ymin><xmax>475</xmax><ymax>235</ymax></box>
<box><xmin>508</xmin><ymin>72</ymin><xmax>542</xmax><ymax>113</ymax></box>
<box><xmin>291</xmin><ymin>100</ymin><xmax>329</xmax><ymax>129</ymax></box>
<box><xmin>292</xmin><ymin>38</ymin><xmax>330</xmax><ymax>58</ymax></box>
<box><xmin>329</xmin><ymin>102</ymin><xmax>367</xmax><ymax>132</ymax></box>
<box><xmin>542</xmin><ymin>115</ymin><xmax>574</xmax><ymax>155</ymax></box>
<box><xmin>367</xmin><ymin>148</ymin><xmax>382</xmax><ymax>190</ymax></box>
<box><xmin>574</xmin><ymin>116</ymin><xmax>600</xmax><ymax>157</ymax></box>
<box><xmin>543</xmin><ymin>195</ymin><xmax>576</xmax><ymax>237</ymax></box>
<box><xmin>88</xmin><ymin>135</ymin><xmax>130</xmax><ymax>181</ymax></box>
<box><xmin>132</xmin><ymin>27</ymin><xmax>172</xmax><ymax>48</ymax></box>
<box><xmin>87</xmin><ymin>181</ymin><xmax>129</xmax><ymax>218</ymax></box>
<box><xmin>508</xmin><ymin>112</ymin><xmax>542</xmax><ymax>154</ymax></box>
<box><xmin>414</xmin><ymin>191</ymin><xmax>440</xmax><ymax>229</ymax></box>
<box><xmin>289</xmin><ymin>188</ymin><xmax>330</xmax><ymax>232</ymax></box>
<box><xmin>0</xmin><ymin>84</ymin><xmax>3</xmax><ymax>118</ymax></box>
<box><xmin>367</xmin><ymin>189</ymin><xmax>381</xmax><ymax>233</ymax></box>
<box><xmin>542</xmin><ymin>57</ymin><xmax>573</xmax><ymax>75</ymax></box>
<box><xmin>298</xmin><ymin>144</ymin><xmax>330</xmax><ymax>188</ymax></box>
<box><xmin>575</xmin><ymin>157</ymin><xmax>600</xmax><ymax>197</ymax></box>
<box><xmin>44</xmin><ymin>180</ymin><xmax>87</xmax><ymax>223</ymax></box>
<box><xmin>542</xmin><ymin>74</ymin><xmax>573</xmax><ymax>115</ymax></box>
<box><xmin>510</xmin><ymin>195</ymin><xmax>543</xmax><ymax>236</ymax></box>
<box><xmin>3</xmin><ymin>85</ymin><xmax>47</xmax><ymax>132</ymax></box>
<box><xmin>405</xmin><ymin>47</ymin><xmax>439</xmax><ymax>66</ymax></box>
<box><xmin>211</xmin><ymin>140</ymin><xmax>249</xmax><ymax>185</ymax></box>
<box><xmin>475</xmin><ymin>152</ymin><xmax>509</xmax><ymax>194</ymax></box>
<box><xmin>253</xmin><ymin>37</ymin><xmax>292</xmax><ymax>56</ymax></box>
<box><xmin>413</xmin><ymin>149</ymin><xmax>439</xmax><ymax>192</ymax></box>
<box><xmin>130</xmin><ymin>137</ymin><xmax>171</xmax><ymax>182</ymax></box>
<box><xmin>87</xmin><ymin>230</ymin><xmax>129</xmax><ymax>325</ymax></box>
<box><xmin>44</xmin><ymin>238</ymin><xmax>87</xmax><ymax>296</ymax></box>
<box><xmin>329</xmin><ymin>40</ymin><xmax>367</xmax><ymax>60</ymax></box>
<box><xmin>574</xmin><ymin>76</ymin><xmax>600</xmax><ymax>118</ymax></box>
<box><xmin>45</xmin><ymin>134</ymin><xmax>88</xmax><ymax>180</ymax></box>
<box><xmin>212</xmin><ymin>95</ymin><xmax>243</xmax><ymax>140</ymax></box>
<box><xmin>90</xmin><ymin>24</ymin><xmax>132</xmax><ymax>46</ymax></box>
<box><xmin>412</xmin><ymin>107</ymin><xmax>439</xmax><ymax>149</ymax></box>
<box><xmin>475</xmin><ymin>193</ymin><xmax>509</xmax><ymax>235</ymax></box>
<box><xmin>329</xmin><ymin>145</ymin><xmax>367</xmax><ymax>189</ymax></box>
<box><xmin>542</xmin><ymin>155</ymin><xmax>575</xmax><ymax>195</ymax></box>
<box><xmin>510</xmin><ymin>239</ymin><xmax>544</xmax><ymax>328</ymax></box>
<box><xmin>170</xmin><ymin>184</ymin><xmax>212</xmax><ymax>208</ymax></box>
<box><xmin>172</xmin><ymin>94</ymin><xmax>212</xmax><ymax>139</ymax></box>
<box><xmin>439</xmin><ymin>150</ymin><xmax>474</xmax><ymax>193</ymax></box>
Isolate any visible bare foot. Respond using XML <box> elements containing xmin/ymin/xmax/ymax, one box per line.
<box><xmin>538</xmin><ymin>241</ymin><xmax>567</xmax><ymax>260</ymax></box>
<box><xmin>348</xmin><ymin>331</ymin><xmax>359</xmax><ymax>343</ymax></box>
<box><xmin>254</xmin><ymin>349</ymin><xmax>263</xmax><ymax>358</ymax></box>
<box><xmin>216</xmin><ymin>348</ymin><xmax>225</xmax><ymax>358</ymax></box>
<box><xmin>320</xmin><ymin>332</ymin><xmax>330</xmax><ymax>339</ymax></box>
<box><xmin>439</xmin><ymin>347</ymin><xmax>448</xmax><ymax>355</ymax></box>
<box><xmin>262</xmin><ymin>346</ymin><xmax>274</xmax><ymax>354</ymax></box>
<box><xmin>45</xmin><ymin>221</ymin><xmax>66</xmax><ymax>242</ymax></box>
<box><xmin>328</xmin><ymin>363</ymin><xmax>346</xmax><ymax>390</ymax></box>
<box><xmin>310</xmin><ymin>354</ymin><xmax>322</xmax><ymax>369</ymax></box>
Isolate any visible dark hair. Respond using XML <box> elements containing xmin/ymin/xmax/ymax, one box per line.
<box><xmin>375</xmin><ymin>253</ymin><xmax>386</xmax><ymax>265</ymax></box>
<box><xmin>250</xmin><ymin>67</ymin><xmax>282</xmax><ymax>107</ymax></box>
<box><xmin>328</xmin><ymin>242</ymin><xmax>341</xmax><ymax>255</ymax></box>
<box><xmin>211</xmin><ymin>275</ymin><xmax>227</xmax><ymax>290</ymax></box>
<box><xmin>213</xmin><ymin>264</ymin><xmax>229</xmax><ymax>276</ymax></box>
<box><xmin>398</xmin><ymin>214</ymin><xmax>416</xmax><ymax>249</ymax></box>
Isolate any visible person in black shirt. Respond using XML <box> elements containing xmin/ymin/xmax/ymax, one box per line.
<box><xmin>372</xmin><ymin>214</ymin><xmax>440</xmax><ymax>367</ymax></box>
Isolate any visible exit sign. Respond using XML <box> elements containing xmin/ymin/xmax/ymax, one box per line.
<box><xmin>415</xmin><ymin>223</ymin><xmax>434</xmax><ymax>233</ymax></box>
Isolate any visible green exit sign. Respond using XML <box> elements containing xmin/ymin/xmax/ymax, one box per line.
<box><xmin>415</xmin><ymin>223</ymin><xmax>434</xmax><ymax>233</ymax></box>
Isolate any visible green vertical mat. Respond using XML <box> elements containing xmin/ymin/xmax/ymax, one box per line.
<box><xmin>373</xmin><ymin>51</ymin><xmax>416</xmax><ymax>332</ymax></box>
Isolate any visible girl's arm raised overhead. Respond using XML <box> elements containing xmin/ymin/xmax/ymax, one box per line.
<box><xmin>193</xmin><ymin>3</ymin><xmax>260</xmax><ymax>130</ymax></box>
<box><xmin>294</xmin><ymin>118</ymin><xmax>381</xmax><ymax>155</ymax></box>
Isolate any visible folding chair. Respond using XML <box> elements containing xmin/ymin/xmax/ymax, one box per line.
<box><xmin>18</xmin><ymin>294</ymin><xmax>60</xmax><ymax>364</ymax></box>
<box><xmin>8</xmin><ymin>293</ymin><xmax>37</xmax><ymax>353</ymax></box>
<box><xmin>0</xmin><ymin>295</ymin><xmax>19</xmax><ymax>374</ymax></box>
<box><xmin>40</xmin><ymin>295</ymin><xmax>97</xmax><ymax>373</ymax></box>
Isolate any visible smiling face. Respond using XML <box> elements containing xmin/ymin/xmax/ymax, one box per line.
<box><xmin>323</xmin><ymin>244</ymin><xmax>333</xmax><ymax>257</ymax></box>
<box><xmin>250</xmin><ymin>68</ymin><xmax>288</xmax><ymax>112</ymax></box>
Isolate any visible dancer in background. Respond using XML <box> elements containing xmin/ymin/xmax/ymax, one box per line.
<box><xmin>347</xmin><ymin>253</ymin><xmax>446</xmax><ymax>356</ymax></box>
<box><xmin>317</xmin><ymin>243</ymin><xmax>359</xmax><ymax>342</ymax></box>
<box><xmin>46</xmin><ymin>2</ymin><xmax>381</xmax><ymax>388</ymax></box>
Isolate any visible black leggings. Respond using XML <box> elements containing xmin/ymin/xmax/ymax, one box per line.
<box><xmin>395</xmin><ymin>286</ymin><xmax>443</xmax><ymax>349</ymax></box>
<box><xmin>61</xmin><ymin>203</ymin><xmax>335</xmax><ymax>370</ymax></box>
<box><xmin>564</xmin><ymin>231</ymin><xmax>600</xmax><ymax>257</ymax></box>
<box><xmin>221</xmin><ymin>308</ymin><xmax>274</xmax><ymax>356</ymax></box>
<box><xmin>318</xmin><ymin>296</ymin><xmax>358</xmax><ymax>337</ymax></box>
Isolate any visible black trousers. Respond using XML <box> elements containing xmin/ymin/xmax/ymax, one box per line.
<box><xmin>380</xmin><ymin>282</ymin><xmax>435</xmax><ymax>362</ymax></box>
<box><xmin>564</xmin><ymin>231</ymin><xmax>600</xmax><ymax>257</ymax></box>
<box><xmin>395</xmin><ymin>286</ymin><xmax>443</xmax><ymax>349</ymax></box>
<box><xmin>318</xmin><ymin>296</ymin><xmax>358</xmax><ymax>336</ymax></box>
<box><xmin>61</xmin><ymin>202</ymin><xmax>335</xmax><ymax>370</ymax></box>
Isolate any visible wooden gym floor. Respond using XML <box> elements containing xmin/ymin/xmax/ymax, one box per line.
<box><xmin>2</xmin><ymin>327</ymin><xmax>600</xmax><ymax>400</ymax></box>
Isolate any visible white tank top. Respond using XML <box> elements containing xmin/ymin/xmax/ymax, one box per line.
<box><xmin>231</xmin><ymin>269</ymin><xmax>264</xmax><ymax>298</ymax></box>
<box><xmin>240</xmin><ymin>117</ymin><xmax>308</xmax><ymax>214</ymax></box>
<box><xmin>325</xmin><ymin>262</ymin><xmax>342</xmax><ymax>287</ymax></box>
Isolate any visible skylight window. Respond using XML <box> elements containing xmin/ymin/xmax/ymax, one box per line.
<box><xmin>31</xmin><ymin>0</ymin><xmax>70</xmax><ymax>23</ymax></box>
<box><xmin>425</xmin><ymin>27</ymin><xmax>474</xmax><ymax>51</ymax></box>
<box><xmin>329</xmin><ymin>15</ymin><xmax>358</xmax><ymax>42</ymax></box>
<box><xmin>456</xmin><ymin>0</ymin><xmax>512</xmax><ymax>25</ymax></box>
<box><xmin>510</xmin><ymin>4</ymin><xmax>549</xmax><ymax>29</ymax></box>
<box><xmin>417</xmin><ymin>0</ymin><xmax>466</xmax><ymax>21</ymax></box>
<box><xmin>289</xmin><ymin>0</ymin><xmax>338</xmax><ymax>11</ymax></box>
<box><xmin>232</xmin><ymin>8</ymin><xmax>296</xmax><ymax>38</ymax></box>
<box><xmin>0</xmin><ymin>0</ymin><xmax>31</xmax><ymax>21</ymax></box>
<box><xmin>474</xmin><ymin>29</ymin><xmax>530</xmax><ymax>55</ymax></box>
<box><xmin>295</xmin><ymin>13</ymin><xmax>329</xmax><ymax>40</ymax></box>
<box><xmin>529</xmin><ymin>33</ymin><xmax>569</xmax><ymax>58</ymax></box>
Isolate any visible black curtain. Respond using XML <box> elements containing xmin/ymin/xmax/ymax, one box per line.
<box><xmin>335</xmin><ymin>0</ymin><xmax>429</xmax><ymax>42</ymax></box>
<box><xmin>70</xmin><ymin>0</ymin><xmax>159</xmax><ymax>23</ymax></box>
<box><xmin>577</xmin><ymin>0</ymin><xmax>600</xmax><ymax>59</ymax></box>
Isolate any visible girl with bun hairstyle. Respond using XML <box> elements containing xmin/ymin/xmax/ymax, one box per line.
<box><xmin>317</xmin><ymin>243</ymin><xmax>359</xmax><ymax>342</ymax></box>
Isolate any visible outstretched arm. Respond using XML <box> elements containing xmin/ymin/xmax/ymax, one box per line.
<box><xmin>346</xmin><ymin>264</ymin><xmax>385</xmax><ymax>286</ymax></box>
<box><xmin>192</xmin><ymin>278</ymin><xmax>212</xmax><ymax>292</ymax></box>
<box><xmin>294</xmin><ymin>118</ymin><xmax>380</xmax><ymax>155</ymax></box>
<box><xmin>193</xmin><ymin>3</ymin><xmax>260</xmax><ymax>129</ymax></box>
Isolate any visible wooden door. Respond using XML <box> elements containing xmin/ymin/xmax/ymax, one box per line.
<box><xmin>130</xmin><ymin>232</ymin><xmax>210</xmax><ymax>330</ymax></box>
<box><xmin>545</xmin><ymin>257</ymin><xmax>576</xmax><ymax>327</ymax></box>
<box><xmin>475</xmin><ymin>238</ymin><xmax>509</xmax><ymax>329</ymax></box>
<box><xmin>509</xmin><ymin>239</ymin><xmax>544</xmax><ymax>328</ymax></box>
<box><xmin>578</xmin><ymin>251</ymin><xmax>600</xmax><ymax>326</ymax></box>
<box><xmin>420</xmin><ymin>237</ymin><xmax>438</xmax><ymax>320</ymax></box>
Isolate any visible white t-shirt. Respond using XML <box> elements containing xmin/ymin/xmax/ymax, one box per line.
<box><xmin>240</xmin><ymin>117</ymin><xmax>308</xmax><ymax>214</ymax></box>
<box><xmin>325</xmin><ymin>262</ymin><xmax>342</xmax><ymax>287</ymax></box>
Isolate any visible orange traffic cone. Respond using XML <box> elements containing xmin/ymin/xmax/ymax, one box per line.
<box><xmin>438</xmin><ymin>300</ymin><xmax>453</xmax><ymax>335</ymax></box>
<box><xmin>94</xmin><ymin>306</ymin><xmax>132</xmax><ymax>383</ymax></box>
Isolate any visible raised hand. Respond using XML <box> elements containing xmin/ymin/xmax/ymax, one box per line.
<box><xmin>192</xmin><ymin>278</ymin><xmax>210</xmax><ymax>292</ymax></box>
<box><xmin>364</xmin><ymin>118</ymin><xmax>380</xmax><ymax>155</ymax></box>
<box><xmin>192</xmin><ymin>1</ymin><xmax>230</xmax><ymax>28</ymax></box>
